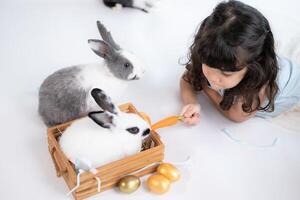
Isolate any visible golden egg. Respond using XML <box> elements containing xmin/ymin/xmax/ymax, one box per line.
<box><xmin>146</xmin><ymin>174</ymin><xmax>171</xmax><ymax>194</ymax></box>
<box><xmin>118</xmin><ymin>175</ymin><xmax>141</xmax><ymax>193</ymax></box>
<box><xmin>157</xmin><ymin>163</ymin><xmax>180</xmax><ymax>182</ymax></box>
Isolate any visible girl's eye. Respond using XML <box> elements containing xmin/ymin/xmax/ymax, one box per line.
<box><xmin>126</xmin><ymin>127</ymin><xmax>139</xmax><ymax>134</ymax></box>
<box><xmin>124</xmin><ymin>63</ymin><xmax>130</xmax><ymax>68</ymax></box>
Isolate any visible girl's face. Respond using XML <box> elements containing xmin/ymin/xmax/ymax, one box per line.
<box><xmin>202</xmin><ymin>64</ymin><xmax>247</xmax><ymax>90</ymax></box>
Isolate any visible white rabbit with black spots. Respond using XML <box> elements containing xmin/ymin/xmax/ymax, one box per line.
<box><xmin>39</xmin><ymin>21</ymin><xmax>145</xmax><ymax>127</ymax></box>
<box><xmin>59</xmin><ymin>88</ymin><xmax>151</xmax><ymax>172</ymax></box>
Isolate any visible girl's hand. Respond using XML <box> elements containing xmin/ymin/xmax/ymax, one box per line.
<box><xmin>180</xmin><ymin>104</ymin><xmax>201</xmax><ymax>125</ymax></box>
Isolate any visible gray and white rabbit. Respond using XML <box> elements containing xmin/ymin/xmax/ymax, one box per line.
<box><xmin>59</xmin><ymin>88</ymin><xmax>151</xmax><ymax>172</ymax></box>
<box><xmin>103</xmin><ymin>0</ymin><xmax>160</xmax><ymax>13</ymax></box>
<box><xmin>39</xmin><ymin>21</ymin><xmax>145</xmax><ymax>127</ymax></box>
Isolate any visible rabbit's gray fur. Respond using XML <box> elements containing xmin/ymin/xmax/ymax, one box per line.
<box><xmin>39</xmin><ymin>21</ymin><xmax>145</xmax><ymax>127</ymax></box>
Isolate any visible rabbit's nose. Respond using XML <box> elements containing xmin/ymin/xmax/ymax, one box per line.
<box><xmin>142</xmin><ymin>128</ymin><xmax>150</xmax><ymax>136</ymax></box>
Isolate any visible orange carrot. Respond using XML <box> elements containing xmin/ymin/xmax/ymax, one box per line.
<box><xmin>151</xmin><ymin>116</ymin><xmax>183</xmax><ymax>130</ymax></box>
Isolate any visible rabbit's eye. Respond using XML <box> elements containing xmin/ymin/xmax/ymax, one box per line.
<box><xmin>124</xmin><ymin>63</ymin><xmax>131</xmax><ymax>68</ymax></box>
<box><xmin>126</xmin><ymin>127</ymin><xmax>139</xmax><ymax>134</ymax></box>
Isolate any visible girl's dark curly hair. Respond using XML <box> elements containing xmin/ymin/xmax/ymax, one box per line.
<box><xmin>183</xmin><ymin>0</ymin><xmax>278</xmax><ymax>113</ymax></box>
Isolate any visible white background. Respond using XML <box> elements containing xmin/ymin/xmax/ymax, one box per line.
<box><xmin>0</xmin><ymin>0</ymin><xmax>300</xmax><ymax>199</ymax></box>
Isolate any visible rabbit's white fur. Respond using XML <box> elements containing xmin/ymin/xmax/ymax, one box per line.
<box><xmin>78</xmin><ymin>63</ymin><xmax>128</xmax><ymax>110</ymax></box>
<box><xmin>59</xmin><ymin>112</ymin><xmax>150</xmax><ymax>171</ymax></box>
<box><xmin>80</xmin><ymin>51</ymin><xmax>145</xmax><ymax>110</ymax></box>
<box><xmin>120</xmin><ymin>51</ymin><xmax>145</xmax><ymax>80</ymax></box>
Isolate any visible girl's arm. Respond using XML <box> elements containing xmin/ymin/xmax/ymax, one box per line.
<box><xmin>180</xmin><ymin>74</ymin><xmax>201</xmax><ymax>125</ymax></box>
<box><xmin>180</xmin><ymin>76</ymin><xmax>198</xmax><ymax>104</ymax></box>
<box><xmin>202</xmin><ymin>85</ymin><xmax>266</xmax><ymax>122</ymax></box>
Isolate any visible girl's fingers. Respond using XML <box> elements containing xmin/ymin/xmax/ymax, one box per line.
<box><xmin>184</xmin><ymin>118</ymin><xmax>199</xmax><ymax>125</ymax></box>
<box><xmin>193</xmin><ymin>113</ymin><xmax>200</xmax><ymax>118</ymax></box>
<box><xmin>183</xmin><ymin>114</ymin><xmax>200</xmax><ymax>125</ymax></box>
<box><xmin>183</xmin><ymin>106</ymin><xmax>195</xmax><ymax>118</ymax></box>
<box><xmin>180</xmin><ymin>104</ymin><xmax>201</xmax><ymax>125</ymax></box>
<box><xmin>185</xmin><ymin>109</ymin><xmax>200</xmax><ymax>119</ymax></box>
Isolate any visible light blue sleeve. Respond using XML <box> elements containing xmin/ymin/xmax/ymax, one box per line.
<box><xmin>256</xmin><ymin>57</ymin><xmax>300</xmax><ymax>118</ymax></box>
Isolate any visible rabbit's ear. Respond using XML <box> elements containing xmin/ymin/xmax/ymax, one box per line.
<box><xmin>91</xmin><ymin>88</ymin><xmax>119</xmax><ymax>114</ymax></box>
<box><xmin>97</xmin><ymin>21</ymin><xmax>121</xmax><ymax>50</ymax></box>
<box><xmin>88</xmin><ymin>111</ymin><xmax>115</xmax><ymax>129</ymax></box>
<box><xmin>88</xmin><ymin>39</ymin><xmax>115</xmax><ymax>59</ymax></box>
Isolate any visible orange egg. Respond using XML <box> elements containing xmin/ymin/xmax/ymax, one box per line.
<box><xmin>157</xmin><ymin>163</ymin><xmax>180</xmax><ymax>182</ymax></box>
<box><xmin>146</xmin><ymin>174</ymin><xmax>171</xmax><ymax>194</ymax></box>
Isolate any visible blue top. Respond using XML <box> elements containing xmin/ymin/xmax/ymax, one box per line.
<box><xmin>256</xmin><ymin>57</ymin><xmax>300</xmax><ymax>118</ymax></box>
<box><xmin>208</xmin><ymin>57</ymin><xmax>300</xmax><ymax>118</ymax></box>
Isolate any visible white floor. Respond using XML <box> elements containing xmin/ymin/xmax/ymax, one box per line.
<box><xmin>1</xmin><ymin>0</ymin><xmax>300</xmax><ymax>199</ymax></box>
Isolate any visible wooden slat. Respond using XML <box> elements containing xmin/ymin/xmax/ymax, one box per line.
<box><xmin>75</xmin><ymin>153</ymin><xmax>164</xmax><ymax>193</ymax></box>
<box><xmin>48</xmin><ymin>131</ymin><xmax>77</xmax><ymax>182</ymax></box>
<box><xmin>75</xmin><ymin>162</ymin><xmax>161</xmax><ymax>199</ymax></box>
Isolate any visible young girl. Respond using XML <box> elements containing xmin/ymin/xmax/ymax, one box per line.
<box><xmin>180</xmin><ymin>0</ymin><xmax>300</xmax><ymax>125</ymax></box>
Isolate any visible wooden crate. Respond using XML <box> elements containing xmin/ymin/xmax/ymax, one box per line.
<box><xmin>47</xmin><ymin>103</ymin><xmax>164</xmax><ymax>200</ymax></box>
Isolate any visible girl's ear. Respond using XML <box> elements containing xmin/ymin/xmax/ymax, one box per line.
<box><xmin>88</xmin><ymin>111</ymin><xmax>115</xmax><ymax>129</ymax></box>
<box><xmin>88</xmin><ymin>39</ymin><xmax>115</xmax><ymax>59</ymax></box>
